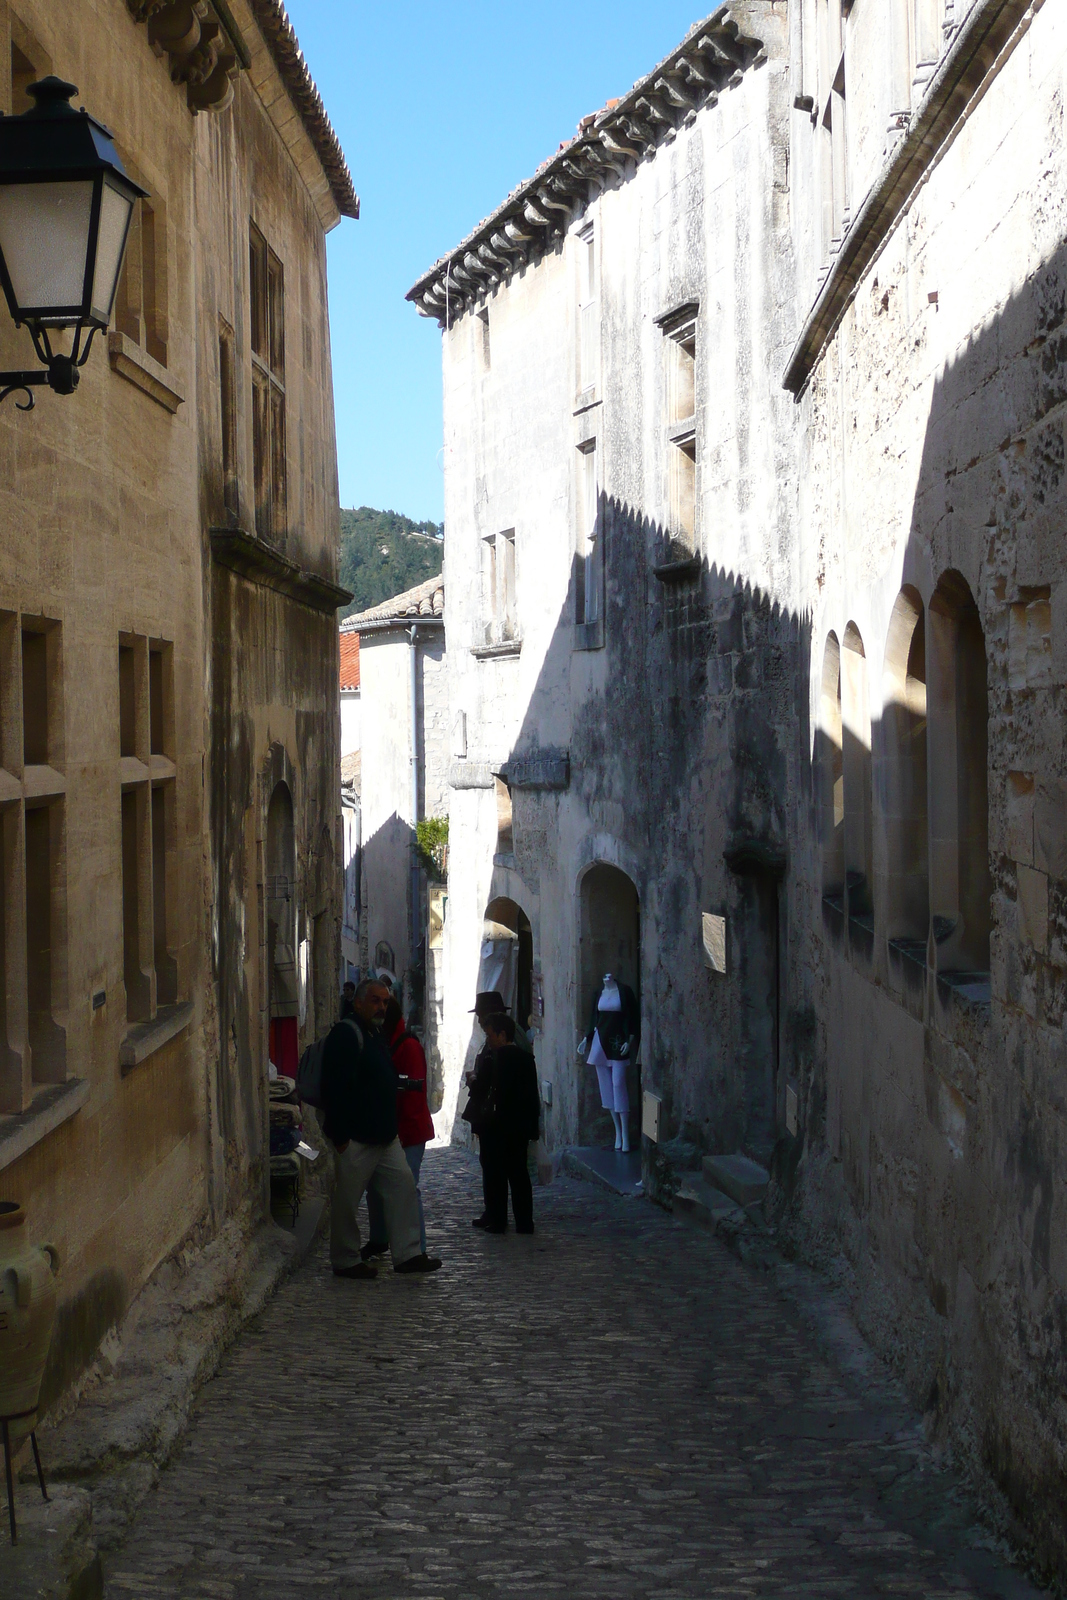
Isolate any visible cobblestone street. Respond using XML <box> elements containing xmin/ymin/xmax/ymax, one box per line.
<box><xmin>104</xmin><ymin>1149</ymin><xmax>1042</xmax><ymax>1600</ymax></box>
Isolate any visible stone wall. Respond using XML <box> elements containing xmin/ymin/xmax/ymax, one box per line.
<box><xmin>785</xmin><ymin>0</ymin><xmax>1067</xmax><ymax>1575</ymax></box>
<box><xmin>0</xmin><ymin>0</ymin><xmax>347</xmax><ymax>1413</ymax></box>
<box><xmin>428</xmin><ymin>0</ymin><xmax>1067</xmax><ymax>1573</ymax></box>
<box><xmin>436</xmin><ymin>4</ymin><xmax>798</xmax><ymax>1151</ymax></box>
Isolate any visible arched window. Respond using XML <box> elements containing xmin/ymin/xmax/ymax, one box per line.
<box><xmin>818</xmin><ymin>633</ymin><xmax>844</xmax><ymax>911</ymax></box>
<box><xmin>928</xmin><ymin>572</ymin><xmax>991</xmax><ymax>983</ymax></box>
<box><xmin>882</xmin><ymin>588</ymin><xmax>928</xmax><ymax>960</ymax></box>
<box><xmin>842</xmin><ymin>624</ymin><xmax>874</xmax><ymax>930</ymax></box>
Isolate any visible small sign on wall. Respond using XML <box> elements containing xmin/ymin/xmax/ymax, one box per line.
<box><xmin>702</xmin><ymin>912</ymin><xmax>726</xmax><ymax>973</ymax></box>
<box><xmin>530</xmin><ymin>964</ymin><xmax>544</xmax><ymax>1034</ymax></box>
<box><xmin>642</xmin><ymin>1090</ymin><xmax>661</xmax><ymax>1143</ymax></box>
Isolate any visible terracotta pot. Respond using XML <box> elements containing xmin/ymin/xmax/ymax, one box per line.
<box><xmin>0</xmin><ymin>1201</ymin><xmax>59</xmax><ymax>1441</ymax></box>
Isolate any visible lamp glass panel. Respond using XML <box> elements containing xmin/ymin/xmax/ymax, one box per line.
<box><xmin>0</xmin><ymin>179</ymin><xmax>93</xmax><ymax>319</ymax></box>
<box><xmin>89</xmin><ymin>179</ymin><xmax>134</xmax><ymax>326</ymax></box>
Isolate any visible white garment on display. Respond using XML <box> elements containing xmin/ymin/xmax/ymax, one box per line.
<box><xmin>598</xmin><ymin>974</ymin><xmax>622</xmax><ymax>1011</ymax></box>
<box><xmin>477</xmin><ymin>920</ymin><xmax>519</xmax><ymax>1015</ymax></box>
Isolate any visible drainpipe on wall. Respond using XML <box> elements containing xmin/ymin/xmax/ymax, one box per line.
<box><xmin>408</xmin><ymin>625</ymin><xmax>420</xmax><ymax>993</ymax></box>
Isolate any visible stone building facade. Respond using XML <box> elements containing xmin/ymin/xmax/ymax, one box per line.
<box><xmin>341</xmin><ymin>578</ymin><xmax>449</xmax><ymax>1095</ymax></box>
<box><xmin>411</xmin><ymin>0</ymin><xmax>1067</xmax><ymax>1574</ymax></box>
<box><xmin>0</xmin><ymin>0</ymin><xmax>353</xmax><ymax>1414</ymax></box>
<box><xmin>409</xmin><ymin>1</ymin><xmax>797</xmax><ymax>1155</ymax></box>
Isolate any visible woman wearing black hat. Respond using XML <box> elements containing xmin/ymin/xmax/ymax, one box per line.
<box><xmin>467</xmin><ymin>1013</ymin><xmax>540</xmax><ymax>1232</ymax></box>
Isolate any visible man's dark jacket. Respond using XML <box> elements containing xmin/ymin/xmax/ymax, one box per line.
<box><xmin>481</xmin><ymin>1043</ymin><xmax>541</xmax><ymax>1144</ymax></box>
<box><xmin>321</xmin><ymin>1017</ymin><xmax>398</xmax><ymax>1146</ymax></box>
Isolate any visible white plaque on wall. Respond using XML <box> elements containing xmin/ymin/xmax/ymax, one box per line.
<box><xmin>702</xmin><ymin>912</ymin><xmax>727</xmax><ymax>973</ymax></box>
<box><xmin>642</xmin><ymin>1091</ymin><xmax>661</xmax><ymax>1143</ymax></box>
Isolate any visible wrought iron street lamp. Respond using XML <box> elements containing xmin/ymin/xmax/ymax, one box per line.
<box><xmin>0</xmin><ymin>76</ymin><xmax>146</xmax><ymax>409</ymax></box>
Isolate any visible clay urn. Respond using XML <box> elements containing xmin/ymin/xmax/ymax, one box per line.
<box><xmin>0</xmin><ymin>1201</ymin><xmax>59</xmax><ymax>1441</ymax></box>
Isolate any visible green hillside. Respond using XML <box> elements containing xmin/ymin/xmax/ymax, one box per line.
<box><xmin>339</xmin><ymin>506</ymin><xmax>443</xmax><ymax>619</ymax></box>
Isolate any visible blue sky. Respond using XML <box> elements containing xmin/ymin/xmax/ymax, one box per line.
<box><xmin>284</xmin><ymin>1</ymin><xmax>707</xmax><ymax>524</ymax></box>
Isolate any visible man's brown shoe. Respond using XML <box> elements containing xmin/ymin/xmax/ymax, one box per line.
<box><xmin>394</xmin><ymin>1253</ymin><xmax>442</xmax><ymax>1274</ymax></box>
<box><xmin>333</xmin><ymin>1262</ymin><xmax>378</xmax><ymax>1279</ymax></box>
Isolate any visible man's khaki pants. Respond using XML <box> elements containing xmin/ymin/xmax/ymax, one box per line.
<box><xmin>330</xmin><ymin>1136</ymin><xmax>421</xmax><ymax>1269</ymax></box>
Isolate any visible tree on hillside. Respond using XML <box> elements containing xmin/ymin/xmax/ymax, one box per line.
<box><xmin>338</xmin><ymin>506</ymin><xmax>443</xmax><ymax>618</ymax></box>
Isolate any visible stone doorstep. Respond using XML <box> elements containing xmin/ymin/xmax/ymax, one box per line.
<box><xmin>562</xmin><ymin>1146</ymin><xmax>643</xmax><ymax>1196</ymax></box>
<box><xmin>674</xmin><ymin>1174</ymin><xmax>747</xmax><ymax>1228</ymax></box>
<box><xmin>0</xmin><ymin>1485</ymin><xmax>101</xmax><ymax>1600</ymax></box>
<box><xmin>0</xmin><ymin>1197</ymin><xmax>327</xmax><ymax>1600</ymax></box>
<box><xmin>702</xmin><ymin>1151</ymin><xmax>770</xmax><ymax>1206</ymax></box>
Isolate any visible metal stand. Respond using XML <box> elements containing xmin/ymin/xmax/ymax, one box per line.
<box><xmin>1</xmin><ymin>1408</ymin><xmax>48</xmax><ymax>1544</ymax></box>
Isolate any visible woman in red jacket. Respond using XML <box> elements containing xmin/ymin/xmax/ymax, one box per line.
<box><xmin>364</xmin><ymin>996</ymin><xmax>435</xmax><ymax>1258</ymax></box>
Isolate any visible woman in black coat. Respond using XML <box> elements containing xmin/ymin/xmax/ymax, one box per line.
<box><xmin>471</xmin><ymin>1014</ymin><xmax>541</xmax><ymax>1234</ymax></box>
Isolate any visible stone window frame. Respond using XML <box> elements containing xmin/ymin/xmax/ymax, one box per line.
<box><xmin>794</xmin><ymin>0</ymin><xmax>953</xmax><ymax>280</ymax></box>
<box><xmin>659</xmin><ymin>303</ymin><xmax>700</xmax><ymax>562</ymax></box>
<box><xmin>926</xmin><ymin>570</ymin><xmax>991</xmax><ymax>987</ymax></box>
<box><xmin>882</xmin><ymin>587</ymin><xmax>929</xmax><ymax>968</ymax></box>
<box><xmin>576</xmin><ymin>220</ymin><xmax>599</xmax><ymax>402</ymax></box>
<box><xmin>117</xmin><ymin>633</ymin><xmax>186</xmax><ymax>1070</ymax></box>
<box><xmin>841</xmin><ymin>622</ymin><xmax>875</xmax><ymax>939</ymax></box>
<box><xmin>0</xmin><ymin>610</ymin><xmax>68</xmax><ymax>1116</ymax></box>
<box><xmin>219</xmin><ymin>316</ymin><xmax>239</xmax><ymax>521</ymax></box>
<box><xmin>816</xmin><ymin>569</ymin><xmax>992</xmax><ymax>1008</ymax></box>
<box><xmin>573</xmin><ymin>433</ymin><xmax>604</xmax><ymax>651</ymax></box>
<box><xmin>249</xmin><ymin>221</ymin><xmax>287</xmax><ymax>546</ymax></box>
<box><xmin>817</xmin><ymin>630</ymin><xmax>845</xmax><ymax>918</ymax></box>
<box><xmin>480</xmin><ymin>529</ymin><xmax>519</xmax><ymax>648</ymax></box>
<box><xmin>115</xmin><ymin>175</ymin><xmax>170</xmax><ymax>370</ymax></box>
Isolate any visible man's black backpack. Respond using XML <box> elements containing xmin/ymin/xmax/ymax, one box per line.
<box><xmin>296</xmin><ymin>1017</ymin><xmax>363</xmax><ymax>1109</ymax></box>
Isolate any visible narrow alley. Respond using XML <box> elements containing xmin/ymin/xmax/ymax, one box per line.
<box><xmin>104</xmin><ymin>1153</ymin><xmax>1040</xmax><ymax>1600</ymax></box>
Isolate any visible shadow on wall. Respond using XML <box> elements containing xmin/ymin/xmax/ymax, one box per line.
<box><xmin>459</xmin><ymin>238</ymin><xmax>1067</xmax><ymax>1575</ymax></box>
<box><xmin>497</xmin><ymin>490</ymin><xmax>812</xmax><ymax>1167</ymax></box>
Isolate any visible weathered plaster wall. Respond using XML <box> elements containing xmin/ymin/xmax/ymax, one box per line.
<box><xmin>438</xmin><ymin>8</ymin><xmax>799</xmax><ymax>1149</ymax></box>
<box><xmin>787</xmin><ymin>0</ymin><xmax>1067</xmax><ymax>1575</ymax></box>
<box><xmin>435</xmin><ymin>0</ymin><xmax>1067</xmax><ymax>1572</ymax></box>
<box><xmin>0</xmin><ymin>0</ymin><xmax>345</xmax><ymax>1410</ymax></box>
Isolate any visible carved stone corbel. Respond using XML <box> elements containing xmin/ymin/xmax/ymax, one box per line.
<box><xmin>656</xmin><ymin>75</ymin><xmax>696</xmax><ymax>111</ymax></box>
<box><xmin>129</xmin><ymin>0</ymin><xmax>239</xmax><ymax>114</ymax></box>
<box><xmin>536</xmin><ymin>185</ymin><xmax>573</xmax><ymax>219</ymax></box>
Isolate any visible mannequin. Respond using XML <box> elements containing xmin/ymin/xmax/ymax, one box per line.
<box><xmin>584</xmin><ymin>972</ymin><xmax>640</xmax><ymax>1152</ymax></box>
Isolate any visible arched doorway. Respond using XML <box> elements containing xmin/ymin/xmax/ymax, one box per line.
<box><xmin>578</xmin><ymin>864</ymin><xmax>640</xmax><ymax>1148</ymax></box>
<box><xmin>266</xmin><ymin>782</ymin><xmax>298</xmax><ymax>1079</ymax></box>
<box><xmin>481</xmin><ymin>896</ymin><xmax>533</xmax><ymax>1031</ymax></box>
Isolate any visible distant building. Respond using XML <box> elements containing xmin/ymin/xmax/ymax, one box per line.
<box><xmin>0</xmin><ymin>0</ymin><xmax>354</xmax><ymax>1417</ymax></box>
<box><xmin>343</xmin><ymin>577</ymin><xmax>447</xmax><ymax>1088</ymax></box>
<box><xmin>340</xmin><ymin>761</ymin><xmax>361</xmax><ymax>988</ymax></box>
<box><xmin>340</xmin><ymin>629</ymin><xmax>361</xmax><ymax>759</ymax></box>
<box><xmin>410</xmin><ymin>0</ymin><xmax>1067</xmax><ymax>1577</ymax></box>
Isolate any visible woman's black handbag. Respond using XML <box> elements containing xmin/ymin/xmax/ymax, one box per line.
<box><xmin>461</xmin><ymin>1058</ymin><xmax>498</xmax><ymax>1137</ymax></box>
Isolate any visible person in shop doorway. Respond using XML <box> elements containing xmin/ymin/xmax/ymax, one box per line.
<box><xmin>363</xmin><ymin>996</ymin><xmax>435</xmax><ymax>1261</ymax></box>
<box><xmin>463</xmin><ymin>991</ymin><xmax>535</xmax><ymax>1224</ymax></box>
<box><xmin>469</xmin><ymin>1013</ymin><xmax>540</xmax><ymax>1234</ymax></box>
<box><xmin>320</xmin><ymin>977</ymin><xmax>442</xmax><ymax>1280</ymax></box>
<box><xmin>340</xmin><ymin>979</ymin><xmax>356</xmax><ymax>1016</ymax></box>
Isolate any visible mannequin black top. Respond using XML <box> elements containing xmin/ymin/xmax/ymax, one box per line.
<box><xmin>585</xmin><ymin>983</ymin><xmax>640</xmax><ymax>1062</ymax></box>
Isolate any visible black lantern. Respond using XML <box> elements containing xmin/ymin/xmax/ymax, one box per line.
<box><xmin>0</xmin><ymin>76</ymin><xmax>146</xmax><ymax>409</ymax></box>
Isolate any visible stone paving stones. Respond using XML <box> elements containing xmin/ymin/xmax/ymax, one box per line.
<box><xmin>104</xmin><ymin>1149</ymin><xmax>1046</xmax><ymax>1599</ymax></box>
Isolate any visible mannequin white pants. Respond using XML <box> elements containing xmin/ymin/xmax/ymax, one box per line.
<box><xmin>595</xmin><ymin>1061</ymin><xmax>629</xmax><ymax>1117</ymax></box>
<box><xmin>590</xmin><ymin>1033</ymin><xmax>629</xmax><ymax>1116</ymax></box>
